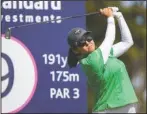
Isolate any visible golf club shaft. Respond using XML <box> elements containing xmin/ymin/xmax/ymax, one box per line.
<box><xmin>5</xmin><ymin>11</ymin><xmax>100</xmax><ymax>39</ymax></box>
<box><xmin>9</xmin><ymin>11</ymin><xmax>100</xmax><ymax>29</ymax></box>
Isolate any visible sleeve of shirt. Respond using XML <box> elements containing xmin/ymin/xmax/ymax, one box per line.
<box><xmin>112</xmin><ymin>12</ymin><xmax>134</xmax><ymax>57</ymax></box>
<box><xmin>99</xmin><ymin>16</ymin><xmax>116</xmax><ymax>64</ymax></box>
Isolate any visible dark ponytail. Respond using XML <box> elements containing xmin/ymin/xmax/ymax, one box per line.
<box><xmin>67</xmin><ymin>48</ymin><xmax>79</xmax><ymax>68</ymax></box>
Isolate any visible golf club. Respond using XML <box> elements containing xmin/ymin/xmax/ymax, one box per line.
<box><xmin>5</xmin><ymin>11</ymin><xmax>100</xmax><ymax>39</ymax></box>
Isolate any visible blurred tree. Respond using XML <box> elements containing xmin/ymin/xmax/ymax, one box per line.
<box><xmin>86</xmin><ymin>0</ymin><xmax>146</xmax><ymax>113</ymax></box>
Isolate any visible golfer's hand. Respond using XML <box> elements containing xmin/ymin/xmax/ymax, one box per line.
<box><xmin>100</xmin><ymin>8</ymin><xmax>113</xmax><ymax>17</ymax></box>
<box><xmin>108</xmin><ymin>7</ymin><xmax>122</xmax><ymax>19</ymax></box>
<box><xmin>113</xmin><ymin>12</ymin><xmax>123</xmax><ymax>19</ymax></box>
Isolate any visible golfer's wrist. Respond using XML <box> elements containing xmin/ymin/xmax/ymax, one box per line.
<box><xmin>107</xmin><ymin>16</ymin><xmax>115</xmax><ymax>23</ymax></box>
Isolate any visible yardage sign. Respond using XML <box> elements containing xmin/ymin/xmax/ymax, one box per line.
<box><xmin>1</xmin><ymin>1</ymin><xmax>87</xmax><ymax>113</ymax></box>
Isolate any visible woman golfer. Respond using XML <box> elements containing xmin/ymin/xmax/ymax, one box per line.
<box><xmin>67</xmin><ymin>7</ymin><xmax>138</xmax><ymax>113</ymax></box>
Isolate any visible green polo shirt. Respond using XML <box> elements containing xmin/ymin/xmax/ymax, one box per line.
<box><xmin>79</xmin><ymin>48</ymin><xmax>138</xmax><ymax>112</ymax></box>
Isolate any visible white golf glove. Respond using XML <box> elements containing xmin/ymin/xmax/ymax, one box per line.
<box><xmin>108</xmin><ymin>7</ymin><xmax>123</xmax><ymax>19</ymax></box>
<box><xmin>113</xmin><ymin>12</ymin><xmax>123</xmax><ymax>19</ymax></box>
<box><xmin>108</xmin><ymin>7</ymin><xmax>119</xmax><ymax>12</ymax></box>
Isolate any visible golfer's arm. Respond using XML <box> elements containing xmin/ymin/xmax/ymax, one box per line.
<box><xmin>112</xmin><ymin>12</ymin><xmax>134</xmax><ymax>57</ymax></box>
<box><xmin>99</xmin><ymin>16</ymin><xmax>116</xmax><ymax>64</ymax></box>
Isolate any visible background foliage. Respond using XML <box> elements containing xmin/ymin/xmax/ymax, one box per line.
<box><xmin>85</xmin><ymin>1</ymin><xmax>146</xmax><ymax>113</ymax></box>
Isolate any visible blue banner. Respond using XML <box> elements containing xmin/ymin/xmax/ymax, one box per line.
<box><xmin>1</xmin><ymin>1</ymin><xmax>87</xmax><ymax>113</ymax></box>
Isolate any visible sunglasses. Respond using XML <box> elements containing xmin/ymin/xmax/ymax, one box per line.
<box><xmin>76</xmin><ymin>36</ymin><xmax>93</xmax><ymax>47</ymax></box>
